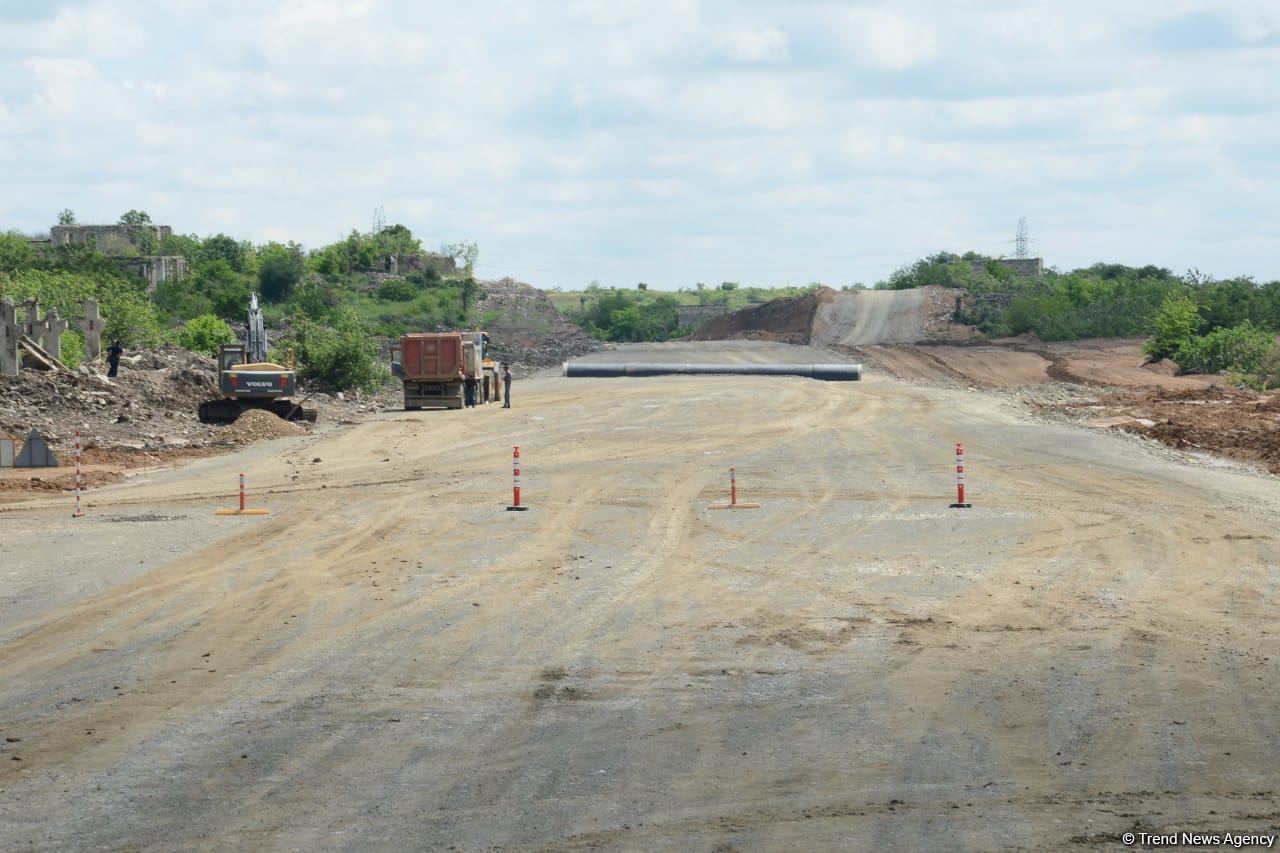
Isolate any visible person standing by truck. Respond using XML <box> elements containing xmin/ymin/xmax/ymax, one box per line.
<box><xmin>464</xmin><ymin>372</ymin><xmax>479</xmax><ymax>408</ymax></box>
<box><xmin>501</xmin><ymin>362</ymin><xmax>512</xmax><ymax>408</ymax></box>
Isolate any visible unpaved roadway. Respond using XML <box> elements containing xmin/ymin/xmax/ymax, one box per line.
<box><xmin>2</xmin><ymin>342</ymin><xmax>1278</xmax><ymax>851</ymax></box>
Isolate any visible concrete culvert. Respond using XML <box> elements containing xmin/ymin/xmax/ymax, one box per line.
<box><xmin>562</xmin><ymin>362</ymin><xmax>862</xmax><ymax>380</ymax></box>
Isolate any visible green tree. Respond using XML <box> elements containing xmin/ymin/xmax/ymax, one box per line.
<box><xmin>1145</xmin><ymin>292</ymin><xmax>1200</xmax><ymax>360</ymax></box>
<box><xmin>119</xmin><ymin>209</ymin><xmax>152</xmax><ymax>225</ymax></box>
<box><xmin>0</xmin><ymin>231</ymin><xmax>37</xmax><ymax>273</ymax></box>
<box><xmin>258</xmin><ymin>242</ymin><xmax>304</xmax><ymax>301</ymax></box>
<box><xmin>442</xmin><ymin>240</ymin><xmax>479</xmax><ymax>274</ymax></box>
<box><xmin>57</xmin><ymin>209</ymin><xmax>76</xmax><ymax>225</ymax></box>
<box><xmin>293</xmin><ymin>279</ymin><xmax>339</xmax><ymax>320</ymax></box>
<box><xmin>190</xmin><ymin>260</ymin><xmax>251</xmax><ymax>320</ymax></box>
<box><xmin>157</xmin><ymin>232</ymin><xmax>201</xmax><ymax>260</ymax></box>
<box><xmin>459</xmin><ymin>276</ymin><xmax>479</xmax><ymax>312</ymax></box>
<box><xmin>372</xmin><ymin>224</ymin><xmax>422</xmax><ymax>256</ymax></box>
<box><xmin>291</xmin><ymin>308</ymin><xmax>387</xmax><ymax>392</ymax></box>
<box><xmin>176</xmin><ymin>314</ymin><xmax>237</xmax><ymax>355</ymax></box>
<box><xmin>153</xmin><ymin>276</ymin><xmax>215</xmax><ymax>322</ymax></box>
<box><xmin>199</xmin><ymin>234</ymin><xmax>248</xmax><ymax>273</ymax></box>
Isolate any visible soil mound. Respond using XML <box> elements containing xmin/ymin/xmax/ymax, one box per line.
<box><xmin>219</xmin><ymin>409</ymin><xmax>305</xmax><ymax>444</ymax></box>
<box><xmin>692</xmin><ymin>291</ymin><xmax>822</xmax><ymax>344</ymax></box>
<box><xmin>1076</xmin><ymin>385</ymin><xmax>1280</xmax><ymax>473</ymax></box>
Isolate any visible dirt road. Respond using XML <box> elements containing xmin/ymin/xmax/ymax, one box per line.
<box><xmin>2</xmin><ymin>343</ymin><xmax>1278</xmax><ymax>850</ymax></box>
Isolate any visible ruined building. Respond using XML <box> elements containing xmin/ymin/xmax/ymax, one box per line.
<box><xmin>47</xmin><ymin>224</ymin><xmax>187</xmax><ymax>289</ymax></box>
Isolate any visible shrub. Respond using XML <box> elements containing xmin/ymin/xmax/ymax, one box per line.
<box><xmin>1145</xmin><ymin>292</ymin><xmax>1200</xmax><ymax>360</ymax></box>
<box><xmin>57</xmin><ymin>330</ymin><xmax>85</xmax><ymax>369</ymax></box>
<box><xmin>176</xmin><ymin>314</ymin><xmax>237</xmax><ymax>356</ymax></box>
<box><xmin>376</xmin><ymin>277</ymin><xmax>418</xmax><ymax>302</ymax></box>
<box><xmin>292</xmin><ymin>308</ymin><xmax>387</xmax><ymax>392</ymax></box>
<box><xmin>1174</xmin><ymin>321</ymin><xmax>1274</xmax><ymax>375</ymax></box>
<box><xmin>1247</xmin><ymin>344</ymin><xmax>1280</xmax><ymax>391</ymax></box>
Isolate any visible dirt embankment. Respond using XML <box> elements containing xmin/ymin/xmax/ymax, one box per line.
<box><xmin>476</xmin><ymin>278</ymin><xmax>603</xmax><ymax>371</ymax></box>
<box><xmin>694</xmin><ymin>286</ymin><xmax>964</xmax><ymax>346</ymax></box>
<box><xmin>691</xmin><ymin>290</ymin><xmax>821</xmax><ymax>344</ymax></box>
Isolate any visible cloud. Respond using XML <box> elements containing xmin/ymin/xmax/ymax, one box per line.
<box><xmin>711</xmin><ymin>24</ymin><xmax>790</xmax><ymax>63</ymax></box>
<box><xmin>0</xmin><ymin>0</ymin><xmax>1277</xmax><ymax>286</ymax></box>
<box><xmin>826</xmin><ymin>7</ymin><xmax>939</xmax><ymax>71</ymax></box>
<box><xmin>0</xmin><ymin>4</ymin><xmax>147</xmax><ymax>58</ymax></box>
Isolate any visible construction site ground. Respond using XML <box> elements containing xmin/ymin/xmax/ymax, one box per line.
<box><xmin>2</xmin><ymin>341</ymin><xmax>1278</xmax><ymax>850</ymax></box>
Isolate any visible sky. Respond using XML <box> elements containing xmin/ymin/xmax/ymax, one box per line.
<box><xmin>1</xmin><ymin>0</ymin><xmax>1278</xmax><ymax>289</ymax></box>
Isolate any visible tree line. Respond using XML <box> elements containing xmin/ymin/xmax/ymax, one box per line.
<box><xmin>884</xmin><ymin>251</ymin><xmax>1280</xmax><ymax>387</ymax></box>
<box><xmin>0</xmin><ymin>213</ymin><xmax>482</xmax><ymax>390</ymax></box>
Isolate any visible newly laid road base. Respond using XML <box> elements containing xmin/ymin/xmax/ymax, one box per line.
<box><xmin>2</xmin><ymin>342</ymin><xmax>1278</xmax><ymax>850</ymax></box>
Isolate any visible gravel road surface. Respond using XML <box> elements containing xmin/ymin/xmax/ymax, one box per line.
<box><xmin>2</xmin><ymin>342</ymin><xmax>1278</xmax><ymax>851</ymax></box>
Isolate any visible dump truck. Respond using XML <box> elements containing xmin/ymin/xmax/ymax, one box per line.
<box><xmin>197</xmin><ymin>294</ymin><xmax>317</xmax><ymax>424</ymax></box>
<box><xmin>392</xmin><ymin>331</ymin><xmax>499</xmax><ymax>410</ymax></box>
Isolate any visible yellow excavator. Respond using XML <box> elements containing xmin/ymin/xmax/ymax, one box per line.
<box><xmin>197</xmin><ymin>295</ymin><xmax>317</xmax><ymax>424</ymax></box>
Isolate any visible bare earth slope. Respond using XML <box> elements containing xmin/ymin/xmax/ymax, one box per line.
<box><xmin>812</xmin><ymin>289</ymin><xmax>927</xmax><ymax>345</ymax></box>
<box><xmin>2</xmin><ymin>343</ymin><xmax>1278</xmax><ymax>850</ymax></box>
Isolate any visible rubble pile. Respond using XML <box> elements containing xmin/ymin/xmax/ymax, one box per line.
<box><xmin>0</xmin><ymin>345</ymin><xmax>218</xmax><ymax>452</ymax></box>
<box><xmin>220</xmin><ymin>409</ymin><xmax>305</xmax><ymax>444</ymax></box>
<box><xmin>1062</xmin><ymin>385</ymin><xmax>1280</xmax><ymax>473</ymax></box>
<box><xmin>475</xmin><ymin>278</ymin><xmax>603</xmax><ymax>372</ymax></box>
<box><xmin>0</xmin><ymin>345</ymin><xmax>396</xmax><ymax>463</ymax></box>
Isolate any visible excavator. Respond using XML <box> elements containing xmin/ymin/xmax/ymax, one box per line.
<box><xmin>197</xmin><ymin>294</ymin><xmax>317</xmax><ymax>424</ymax></box>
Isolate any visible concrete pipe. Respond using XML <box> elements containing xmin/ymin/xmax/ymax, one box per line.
<box><xmin>562</xmin><ymin>361</ymin><xmax>862</xmax><ymax>380</ymax></box>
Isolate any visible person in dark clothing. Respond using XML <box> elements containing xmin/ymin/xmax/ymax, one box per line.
<box><xmin>107</xmin><ymin>340</ymin><xmax>124</xmax><ymax>378</ymax></box>
<box><xmin>464</xmin><ymin>374</ymin><xmax>479</xmax><ymax>408</ymax></box>
<box><xmin>501</xmin><ymin>362</ymin><xmax>512</xmax><ymax>408</ymax></box>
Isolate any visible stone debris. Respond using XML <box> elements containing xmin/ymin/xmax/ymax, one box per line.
<box><xmin>219</xmin><ymin>409</ymin><xmax>305</xmax><ymax>444</ymax></box>
<box><xmin>0</xmin><ymin>344</ymin><xmax>396</xmax><ymax>464</ymax></box>
<box><xmin>474</xmin><ymin>278</ymin><xmax>603</xmax><ymax>373</ymax></box>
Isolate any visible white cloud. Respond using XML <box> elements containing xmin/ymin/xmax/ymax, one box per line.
<box><xmin>711</xmin><ymin>25</ymin><xmax>790</xmax><ymax>63</ymax></box>
<box><xmin>0</xmin><ymin>0</ymin><xmax>1277</xmax><ymax>285</ymax></box>
<box><xmin>828</xmin><ymin>7</ymin><xmax>938</xmax><ymax>71</ymax></box>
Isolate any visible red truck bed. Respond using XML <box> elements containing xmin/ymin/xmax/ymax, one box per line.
<box><xmin>401</xmin><ymin>333</ymin><xmax>464</xmax><ymax>380</ymax></box>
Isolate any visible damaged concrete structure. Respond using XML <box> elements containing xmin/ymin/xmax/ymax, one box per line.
<box><xmin>49</xmin><ymin>223</ymin><xmax>187</xmax><ymax>289</ymax></box>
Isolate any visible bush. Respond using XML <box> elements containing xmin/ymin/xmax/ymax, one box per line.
<box><xmin>1145</xmin><ymin>292</ymin><xmax>1200</xmax><ymax>360</ymax></box>
<box><xmin>1174</xmin><ymin>321</ymin><xmax>1274</xmax><ymax>375</ymax></box>
<box><xmin>376</xmin><ymin>277</ymin><xmax>418</xmax><ymax>302</ymax></box>
<box><xmin>1246</xmin><ymin>344</ymin><xmax>1280</xmax><ymax>391</ymax></box>
<box><xmin>292</xmin><ymin>308</ymin><xmax>387</xmax><ymax>392</ymax></box>
<box><xmin>52</xmin><ymin>330</ymin><xmax>85</xmax><ymax>369</ymax></box>
<box><xmin>176</xmin><ymin>314</ymin><xmax>237</xmax><ymax>356</ymax></box>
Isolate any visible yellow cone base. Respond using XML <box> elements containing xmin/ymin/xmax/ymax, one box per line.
<box><xmin>215</xmin><ymin>508</ymin><xmax>271</xmax><ymax>516</ymax></box>
<box><xmin>708</xmin><ymin>502</ymin><xmax>761</xmax><ymax>510</ymax></box>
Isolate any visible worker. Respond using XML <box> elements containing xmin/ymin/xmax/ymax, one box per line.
<box><xmin>106</xmin><ymin>340</ymin><xmax>124</xmax><ymax>378</ymax></box>
<box><xmin>501</xmin><ymin>362</ymin><xmax>512</xmax><ymax>408</ymax></box>
<box><xmin>464</xmin><ymin>373</ymin><xmax>479</xmax><ymax>408</ymax></box>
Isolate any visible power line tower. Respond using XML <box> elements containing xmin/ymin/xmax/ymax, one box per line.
<box><xmin>1014</xmin><ymin>217</ymin><xmax>1031</xmax><ymax>259</ymax></box>
<box><xmin>372</xmin><ymin>205</ymin><xmax>387</xmax><ymax>235</ymax></box>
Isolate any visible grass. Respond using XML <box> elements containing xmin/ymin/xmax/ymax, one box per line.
<box><xmin>547</xmin><ymin>285</ymin><xmax>821</xmax><ymax>317</ymax></box>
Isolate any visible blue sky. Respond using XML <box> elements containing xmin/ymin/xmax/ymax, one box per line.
<box><xmin>1</xmin><ymin>0</ymin><xmax>1278</xmax><ymax>289</ymax></box>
